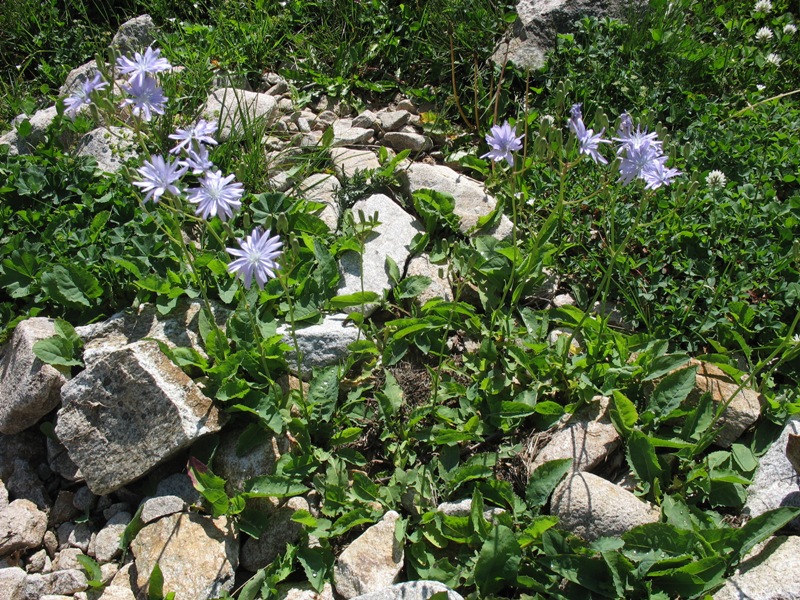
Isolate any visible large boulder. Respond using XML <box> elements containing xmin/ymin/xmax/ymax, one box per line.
<box><xmin>201</xmin><ymin>87</ymin><xmax>278</xmax><ymax>141</ymax></box>
<box><xmin>0</xmin><ymin>318</ymin><xmax>68</xmax><ymax>435</ymax></box>
<box><xmin>111</xmin><ymin>15</ymin><xmax>157</xmax><ymax>56</ymax></box>
<box><xmin>54</xmin><ymin>340</ymin><xmax>226</xmax><ymax>495</ymax></box>
<box><xmin>0</xmin><ymin>499</ymin><xmax>47</xmax><ymax>556</ymax></box>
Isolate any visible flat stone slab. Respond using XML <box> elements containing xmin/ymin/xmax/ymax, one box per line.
<box><xmin>398</xmin><ymin>163</ymin><xmax>512</xmax><ymax>240</ymax></box>
<box><xmin>300</xmin><ymin>172</ymin><xmax>340</xmax><ymax>230</ymax></box>
<box><xmin>330</xmin><ymin>147</ymin><xmax>381</xmax><ymax>179</ymax></box>
<box><xmin>352</xmin><ymin>581</ymin><xmax>464</xmax><ymax>600</ymax></box>
<box><xmin>75</xmin><ymin>126</ymin><xmax>137</xmax><ymax>174</ymax></box>
<box><xmin>337</xmin><ymin>194</ymin><xmax>424</xmax><ymax>316</ymax></box>
<box><xmin>55</xmin><ymin>340</ymin><xmax>226</xmax><ymax>495</ymax></box>
<box><xmin>278</xmin><ymin>314</ymin><xmax>361</xmax><ymax>377</ymax></box>
<box><xmin>713</xmin><ymin>536</ymin><xmax>800</xmax><ymax>600</ymax></box>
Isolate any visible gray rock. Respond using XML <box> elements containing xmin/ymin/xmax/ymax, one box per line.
<box><xmin>331</xmin><ymin>120</ymin><xmax>374</xmax><ymax>146</ymax></box>
<box><xmin>131</xmin><ymin>513</ymin><xmax>238</xmax><ymax>599</ymax></box>
<box><xmin>0</xmin><ymin>317</ymin><xmax>68</xmax><ymax>435</ymax></box>
<box><xmin>75</xmin><ymin>301</ymin><xmax>228</xmax><ymax>365</ymax></box>
<box><xmin>0</xmin><ymin>106</ymin><xmax>62</xmax><ymax>156</ymax></box>
<box><xmin>526</xmin><ymin>395</ymin><xmax>620</xmax><ymax>473</ymax></box>
<box><xmin>66</xmin><ymin>522</ymin><xmax>93</xmax><ymax>553</ymax></box>
<box><xmin>54</xmin><ymin>340</ymin><xmax>226</xmax><ymax>495</ymax></box>
<box><xmin>75</xmin><ymin>127</ymin><xmax>137</xmax><ymax>174</ymax></box>
<box><xmin>102</xmin><ymin>502</ymin><xmax>129</xmax><ymax>522</ymax></box>
<box><xmin>0</xmin><ymin>499</ymin><xmax>47</xmax><ymax>555</ymax></box>
<box><xmin>278</xmin><ymin>314</ymin><xmax>361</xmax><ymax>378</ymax></box>
<box><xmin>47</xmin><ymin>435</ymin><xmax>82</xmax><ymax>482</ymax></box>
<box><xmin>352</xmin><ymin>110</ymin><xmax>379</xmax><ymax>130</ymax></box>
<box><xmin>59</xmin><ymin>61</ymin><xmax>99</xmax><ymax>99</ymax></box>
<box><xmin>72</xmin><ymin>486</ymin><xmax>96</xmax><ymax>513</ymax></box>
<box><xmin>396</xmin><ymin>99</ymin><xmax>418</xmax><ymax>114</ymax></box>
<box><xmin>551</xmin><ymin>472</ymin><xmax>660</xmax><ymax>541</ymax></box>
<box><xmin>334</xmin><ymin>511</ymin><xmax>404</xmax><ymax>599</ymax></box>
<box><xmin>139</xmin><ymin>495</ymin><xmax>186</xmax><ymax>524</ymax></box>
<box><xmin>94</xmin><ymin>586</ymin><xmax>136</xmax><ymax>600</ymax></box>
<box><xmin>377</xmin><ymin>111</ymin><xmax>411</xmax><ymax>132</ymax></box>
<box><xmin>25</xmin><ymin>549</ymin><xmax>50</xmax><ymax>574</ymax></box>
<box><xmin>0</xmin><ymin>480</ymin><xmax>7</xmax><ymax>510</ymax></box>
<box><xmin>330</xmin><ymin>147</ymin><xmax>381</xmax><ymax>179</ymax></box>
<box><xmin>743</xmin><ymin>417</ymin><xmax>800</xmax><ymax>531</ymax></box>
<box><xmin>6</xmin><ymin>459</ymin><xmax>49</xmax><ymax>510</ymax></box>
<box><xmin>276</xmin><ymin>581</ymin><xmax>335</xmax><ymax>600</ymax></box>
<box><xmin>398</xmin><ymin>163</ymin><xmax>513</xmax><ymax>240</ymax></box>
<box><xmin>240</xmin><ymin>497</ymin><xmax>308</xmax><ymax>572</ymax></box>
<box><xmin>155</xmin><ymin>473</ymin><xmax>201</xmax><ymax>506</ymax></box>
<box><xmin>337</xmin><ymin>194</ymin><xmax>424</xmax><ymax>316</ymax></box>
<box><xmin>201</xmin><ymin>87</ymin><xmax>278</xmax><ymax>141</ymax></box>
<box><xmin>111</xmin><ymin>15</ymin><xmax>157</xmax><ymax>56</ymax></box>
<box><xmin>405</xmin><ymin>254</ymin><xmax>451</xmax><ymax>305</ymax></box>
<box><xmin>51</xmin><ymin>548</ymin><xmax>84</xmax><ymax>572</ymax></box>
<box><xmin>21</xmin><ymin>569</ymin><xmax>88</xmax><ymax>598</ymax></box>
<box><xmin>94</xmin><ymin>516</ymin><xmax>130</xmax><ymax>563</ymax></box>
<box><xmin>714</xmin><ymin>536</ymin><xmax>800</xmax><ymax>600</ymax></box>
<box><xmin>382</xmin><ymin>132</ymin><xmax>432</xmax><ymax>152</ymax></box>
<box><xmin>0</xmin><ymin>431</ymin><xmax>46</xmax><ymax>482</ymax></box>
<box><xmin>494</xmin><ymin>0</ymin><xmax>645</xmax><ymax>70</ymax></box>
<box><xmin>313</xmin><ymin>110</ymin><xmax>338</xmax><ymax>131</ymax></box>
<box><xmin>43</xmin><ymin>531</ymin><xmax>58</xmax><ymax>557</ymax></box>
<box><xmin>351</xmin><ymin>581</ymin><xmax>464</xmax><ymax>600</ymax></box>
<box><xmin>49</xmin><ymin>491</ymin><xmax>78</xmax><ymax>527</ymax></box>
<box><xmin>300</xmin><ymin>173</ymin><xmax>341</xmax><ymax>231</ymax></box>
<box><xmin>436</xmin><ymin>499</ymin><xmax>505</xmax><ymax>522</ymax></box>
<box><xmin>0</xmin><ymin>567</ymin><xmax>26</xmax><ymax>600</ymax></box>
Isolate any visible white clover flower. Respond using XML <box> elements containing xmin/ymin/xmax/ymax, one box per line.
<box><xmin>784</xmin><ymin>23</ymin><xmax>797</xmax><ymax>35</ymax></box>
<box><xmin>754</xmin><ymin>0</ymin><xmax>773</xmax><ymax>14</ymax></box>
<box><xmin>766</xmin><ymin>52</ymin><xmax>782</xmax><ymax>66</ymax></box>
<box><xmin>706</xmin><ymin>169</ymin><xmax>727</xmax><ymax>190</ymax></box>
<box><xmin>757</xmin><ymin>84</ymin><xmax>766</xmax><ymax>91</ymax></box>
<box><xmin>756</xmin><ymin>26</ymin><xmax>774</xmax><ymax>42</ymax></box>
<box><xmin>793</xmin><ymin>333</ymin><xmax>800</xmax><ymax>344</ymax></box>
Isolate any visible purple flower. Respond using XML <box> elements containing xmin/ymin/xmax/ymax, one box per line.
<box><xmin>116</xmin><ymin>46</ymin><xmax>172</xmax><ymax>85</ymax></box>
<box><xmin>568</xmin><ymin>104</ymin><xmax>610</xmax><ymax>165</ymax></box>
<box><xmin>133</xmin><ymin>155</ymin><xmax>187</xmax><ymax>203</ymax></box>
<box><xmin>187</xmin><ymin>170</ymin><xmax>244</xmax><ymax>222</ymax></box>
<box><xmin>642</xmin><ymin>160</ymin><xmax>682</xmax><ymax>190</ymax></box>
<box><xmin>181</xmin><ymin>144</ymin><xmax>214</xmax><ymax>175</ymax></box>
<box><xmin>120</xmin><ymin>76</ymin><xmax>168</xmax><ymax>121</ymax></box>
<box><xmin>613</xmin><ymin>113</ymin><xmax>680</xmax><ymax>188</ymax></box>
<box><xmin>168</xmin><ymin>119</ymin><xmax>218</xmax><ymax>154</ymax></box>
<box><xmin>63</xmin><ymin>72</ymin><xmax>108</xmax><ymax>119</ymax></box>
<box><xmin>480</xmin><ymin>121</ymin><xmax>524</xmax><ymax>167</ymax></box>
<box><xmin>227</xmin><ymin>228</ymin><xmax>283</xmax><ymax>289</ymax></box>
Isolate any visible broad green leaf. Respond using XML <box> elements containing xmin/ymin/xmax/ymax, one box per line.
<box><xmin>242</xmin><ymin>475</ymin><xmax>308</xmax><ymax>498</ymax></box>
<box><xmin>54</xmin><ymin>318</ymin><xmax>81</xmax><ymax>347</ymax></box>
<box><xmin>297</xmin><ymin>545</ymin><xmax>333</xmax><ymax>593</ymax></box>
<box><xmin>376</xmin><ymin>370</ymin><xmax>403</xmax><ymax>419</ymax></box>
<box><xmin>729</xmin><ymin>507</ymin><xmax>800</xmax><ymax>563</ymax></box>
<box><xmin>525</xmin><ymin>458</ymin><xmax>572</xmax><ymax>510</ymax></box>
<box><xmin>330</xmin><ymin>507</ymin><xmax>375</xmax><ymax>537</ymax></box>
<box><xmin>474</xmin><ymin>524</ymin><xmax>521</xmax><ymax>596</ymax></box>
<box><xmin>626</xmin><ymin>431</ymin><xmax>663</xmax><ymax>492</ymax></box>
<box><xmin>238</xmin><ymin>569</ymin><xmax>266</xmax><ymax>600</ymax></box>
<box><xmin>396</xmin><ymin>275</ymin><xmax>432</xmax><ymax>299</ymax></box>
<box><xmin>643</xmin><ymin>353</ymin><xmax>690</xmax><ymax>381</ymax></box>
<box><xmin>41</xmin><ymin>263</ymin><xmax>102</xmax><ymax>308</ymax></box>
<box><xmin>622</xmin><ymin>523</ymin><xmax>710</xmax><ymax>562</ymax></box>
<box><xmin>33</xmin><ymin>336</ymin><xmax>81</xmax><ymax>367</ymax></box>
<box><xmin>610</xmin><ymin>390</ymin><xmax>638</xmax><ymax>437</ymax></box>
<box><xmin>308</xmin><ymin>366</ymin><xmax>339</xmax><ymax>423</ymax></box>
<box><xmin>328</xmin><ymin>291</ymin><xmax>380</xmax><ymax>308</ymax></box>
<box><xmin>187</xmin><ymin>457</ymin><xmax>229</xmax><ymax>517</ymax></box>
<box><xmin>546</xmin><ymin>554</ymin><xmax>619</xmax><ymax>597</ymax></box>
<box><xmin>649</xmin><ymin>556</ymin><xmax>726</xmax><ymax>598</ymax></box>
<box><xmin>518</xmin><ymin>516</ymin><xmax>559</xmax><ymax>547</ymax></box>
<box><xmin>330</xmin><ymin>427</ymin><xmax>362</xmax><ymax>446</ymax></box>
<box><xmin>76</xmin><ymin>554</ymin><xmax>103</xmax><ymax>587</ymax></box>
<box><xmin>646</xmin><ymin>365</ymin><xmax>698</xmax><ymax>421</ymax></box>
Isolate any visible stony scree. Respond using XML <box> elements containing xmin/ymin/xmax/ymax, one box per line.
<box><xmin>0</xmin><ymin>499</ymin><xmax>48</xmax><ymax>556</ymax></box>
<box><xmin>713</xmin><ymin>535</ymin><xmax>800</xmax><ymax>600</ymax></box>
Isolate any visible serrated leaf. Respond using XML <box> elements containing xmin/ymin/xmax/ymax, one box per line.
<box><xmin>308</xmin><ymin>365</ymin><xmax>339</xmax><ymax>423</ymax></box>
<box><xmin>610</xmin><ymin>390</ymin><xmax>638</xmax><ymax>437</ymax></box>
<box><xmin>76</xmin><ymin>554</ymin><xmax>103</xmax><ymax>587</ymax></box>
<box><xmin>297</xmin><ymin>545</ymin><xmax>333</xmax><ymax>592</ymax></box>
<box><xmin>646</xmin><ymin>365</ymin><xmax>698</xmax><ymax>422</ymax></box>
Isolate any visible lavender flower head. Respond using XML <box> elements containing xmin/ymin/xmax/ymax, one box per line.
<box><xmin>120</xmin><ymin>76</ymin><xmax>168</xmax><ymax>121</ymax></box>
<box><xmin>133</xmin><ymin>154</ymin><xmax>187</xmax><ymax>203</ymax></box>
<box><xmin>568</xmin><ymin>104</ymin><xmax>610</xmax><ymax>165</ymax></box>
<box><xmin>117</xmin><ymin>46</ymin><xmax>172</xmax><ymax>84</ymax></box>
<box><xmin>181</xmin><ymin>144</ymin><xmax>215</xmax><ymax>175</ymax></box>
<box><xmin>481</xmin><ymin>121</ymin><xmax>524</xmax><ymax>167</ymax></box>
<box><xmin>227</xmin><ymin>228</ymin><xmax>283</xmax><ymax>289</ymax></box>
<box><xmin>187</xmin><ymin>170</ymin><xmax>244</xmax><ymax>222</ymax></box>
<box><xmin>169</xmin><ymin>119</ymin><xmax>218</xmax><ymax>154</ymax></box>
<box><xmin>614</xmin><ymin>112</ymin><xmax>680</xmax><ymax>189</ymax></box>
<box><xmin>63</xmin><ymin>72</ymin><xmax>108</xmax><ymax>119</ymax></box>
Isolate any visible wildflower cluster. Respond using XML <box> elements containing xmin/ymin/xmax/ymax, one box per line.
<box><xmin>61</xmin><ymin>46</ymin><xmax>282</xmax><ymax>290</ymax></box>
<box><xmin>480</xmin><ymin>121</ymin><xmax>524</xmax><ymax>167</ymax></box>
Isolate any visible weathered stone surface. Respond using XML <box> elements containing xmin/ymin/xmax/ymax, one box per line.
<box><xmin>383</xmin><ymin>132</ymin><xmax>431</xmax><ymax>152</ymax></box>
<box><xmin>689</xmin><ymin>360</ymin><xmax>761</xmax><ymax>447</ymax></box>
<box><xmin>398</xmin><ymin>163</ymin><xmax>512</xmax><ymax>240</ymax></box>
<box><xmin>75</xmin><ymin>126</ymin><xmax>137</xmax><ymax>174</ymax></box>
<box><xmin>743</xmin><ymin>417</ymin><xmax>800</xmax><ymax>532</ymax></box>
<box><xmin>21</xmin><ymin>569</ymin><xmax>88</xmax><ymax>599</ymax></box>
<box><xmin>139</xmin><ymin>495</ymin><xmax>186</xmax><ymax>524</ymax></box>
<box><xmin>0</xmin><ymin>499</ymin><xmax>47</xmax><ymax>555</ymax></box>
<box><xmin>76</xmin><ymin>301</ymin><xmax>228</xmax><ymax>365</ymax></box>
<box><xmin>330</xmin><ymin>147</ymin><xmax>381</xmax><ymax>179</ymax></box>
<box><xmin>47</xmin><ymin>436</ymin><xmax>82</xmax><ymax>482</ymax></box>
<box><xmin>0</xmin><ymin>317</ymin><xmax>68</xmax><ymax>435</ymax></box>
<box><xmin>94</xmin><ymin>586</ymin><xmax>136</xmax><ymax>600</ymax></box>
<box><xmin>437</xmin><ymin>499</ymin><xmax>505</xmax><ymax>522</ymax></box>
<box><xmin>0</xmin><ymin>566</ymin><xmax>26</xmax><ymax>600</ymax></box>
<box><xmin>331</xmin><ymin>120</ymin><xmax>374</xmax><ymax>146</ymax></box>
<box><xmin>131</xmin><ymin>513</ymin><xmax>238</xmax><ymax>599</ymax></box>
<box><xmin>352</xmin><ymin>110</ymin><xmax>379</xmax><ymax>130</ymax></box>
<box><xmin>278</xmin><ymin>314</ymin><xmax>362</xmax><ymax>377</ymax></box>
<box><xmin>334</xmin><ymin>510</ymin><xmax>404</xmax><ymax>599</ymax></box>
<box><xmin>337</xmin><ymin>194</ymin><xmax>424</xmax><ymax>316</ymax></box>
<box><xmin>300</xmin><ymin>173</ymin><xmax>341</xmax><ymax>230</ymax></box>
<box><xmin>59</xmin><ymin>61</ymin><xmax>99</xmax><ymax>98</ymax></box>
<box><xmin>551</xmin><ymin>472</ymin><xmax>660</xmax><ymax>541</ymax></box>
<box><xmin>202</xmin><ymin>87</ymin><xmax>278</xmax><ymax>141</ymax></box>
<box><xmin>494</xmin><ymin>0</ymin><xmax>644</xmax><ymax>70</ymax></box>
<box><xmin>0</xmin><ymin>480</ymin><xmax>7</xmax><ymax>510</ymax></box>
<box><xmin>0</xmin><ymin>106</ymin><xmax>62</xmax><ymax>156</ymax></box>
<box><xmin>352</xmin><ymin>581</ymin><xmax>464</xmax><ymax>600</ymax></box>
<box><xmin>377</xmin><ymin>111</ymin><xmax>411</xmax><ymax>132</ymax></box>
<box><xmin>405</xmin><ymin>254</ymin><xmax>451</xmax><ymax>305</ymax></box>
<box><xmin>111</xmin><ymin>14</ymin><xmax>157</xmax><ymax>56</ymax></box>
<box><xmin>25</xmin><ymin>549</ymin><xmax>50</xmax><ymax>573</ymax></box>
<box><xmin>526</xmin><ymin>395</ymin><xmax>620</xmax><ymax>473</ymax></box>
<box><xmin>6</xmin><ymin>459</ymin><xmax>49</xmax><ymax>510</ymax></box>
<box><xmin>55</xmin><ymin>340</ymin><xmax>226</xmax><ymax>495</ymax></box>
<box><xmin>240</xmin><ymin>497</ymin><xmax>308</xmax><ymax>572</ymax></box>
<box><xmin>713</xmin><ymin>535</ymin><xmax>800</xmax><ymax>600</ymax></box>
<box><xmin>49</xmin><ymin>491</ymin><xmax>78</xmax><ymax>527</ymax></box>
<box><xmin>155</xmin><ymin>473</ymin><xmax>201</xmax><ymax>505</ymax></box>
<box><xmin>94</xmin><ymin>512</ymin><xmax>131</xmax><ymax>563</ymax></box>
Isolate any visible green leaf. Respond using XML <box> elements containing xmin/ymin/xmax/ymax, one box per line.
<box><xmin>308</xmin><ymin>366</ymin><xmax>339</xmax><ymax>423</ymax></box>
<box><xmin>147</xmin><ymin>563</ymin><xmax>166</xmax><ymax>600</ymax></box>
<box><xmin>330</xmin><ymin>507</ymin><xmax>375</xmax><ymax>536</ymax></box>
<box><xmin>33</xmin><ymin>336</ymin><xmax>81</xmax><ymax>367</ymax></box>
<box><xmin>626</xmin><ymin>431</ymin><xmax>663</xmax><ymax>493</ymax></box>
<box><xmin>376</xmin><ymin>370</ymin><xmax>403</xmax><ymax>419</ymax></box>
<box><xmin>473</xmin><ymin>524</ymin><xmax>521</xmax><ymax>596</ymax></box>
<box><xmin>41</xmin><ymin>264</ymin><xmax>102</xmax><ymax>308</ymax></box>
<box><xmin>643</xmin><ymin>354</ymin><xmax>690</xmax><ymax>381</ymax></box>
<box><xmin>396</xmin><ymin>275</ymin><xmax>432</xmax><ymax>299</ymax></box>
<box><xmin>187</xmin><ymin>457</ymin><xmax>230</xmax><ymax>517</ymax></box>
<box><xmin>728</xmin><ymin>507</ymin><xmax>800</xmax><ymax>564</ymax></box>
<box><xmin>242</xmin><ymin>475</ymin><xmax>308</xmax><ymax>498</ymax></box>
<box><xmin>610</xmin><ymin>390</ymin><xmax>638</xmax><ymax>437</ymax></box>
<box><xmin>328</xmin><ymin>291</ymin><xmax>380</xmax><ymax>308</ymax></box>
<box><xmin>525</xmin><ymin>459</ymin><xmax>572</xmax><ymax>510</ymax></box>
<box><xmin>649</xmin><ymin>556</ymin><xmax>726</xmax><ymax>598</ymax></box>
<box><xmin>518</xmin><ymin>516</ymin><xmax>560</xmax><ymax>547</ymax></box>
<box><xmin>330</xmin><ymin>427</ymin><xmax>363</xmax><ymax>446</ymax></box>
<box><xmin>646</xmin><ymin>365</ymin><xmax>698</xmax><ymax>422</ymax></box>
<box><xmin>297</xmin><ymin>545</ymin><xmax>334</xmax><ymax>592</ymax></box>
<box><xmin>76</xmin><ymin>554</ymin><xmax>103</xmax><ymax>587</ymax></box>
<box><xmin>238</xmin><ymin>569</ymin><xmax>266</xmax><ymax>600</ymax></box>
